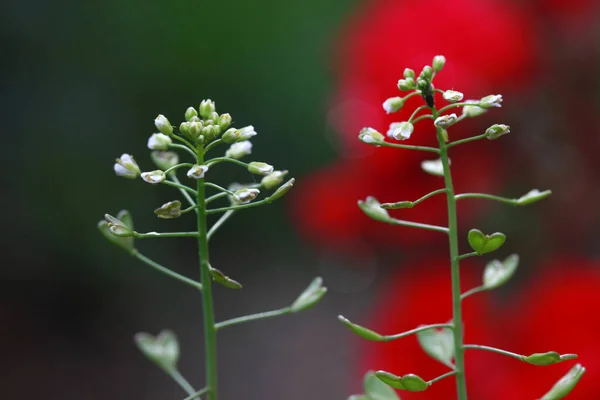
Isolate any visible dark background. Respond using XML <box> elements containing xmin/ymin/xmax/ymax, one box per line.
<box><xmin>2</xmin><ymin>0</ymin><xmax>600</xmax><ymax>399</ymax></box>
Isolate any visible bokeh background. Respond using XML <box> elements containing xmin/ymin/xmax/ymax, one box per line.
<box><xmin>2</xmin><ymin>0</ymin><xmax>600</xmax><ymax>399</ymax></box>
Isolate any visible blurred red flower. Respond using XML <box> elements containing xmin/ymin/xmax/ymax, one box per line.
<box><xmin>291</xmin><ymin>0</ymin><xmax>540</xmax><ymax>252</ymax></box>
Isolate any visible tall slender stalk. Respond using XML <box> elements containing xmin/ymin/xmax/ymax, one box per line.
<box><xmin>433</xmin><ymin>107</ymin><xmax>468</xmax><ymax>400</ymax></box>
<box><xmin>196</xmin><ymin>149</ymin><xmax>218</xmax><ymax>400</ymax></box>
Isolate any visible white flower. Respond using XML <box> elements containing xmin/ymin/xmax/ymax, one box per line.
<box><xmin>421</xmin><ymin>158</ymin><xmax>449</xmax><ymax>177</ymax></box>
<box><xmin>480</xmin><ymin>94</ymin><xmax>503</xmax><ymax>109</ymax></box>
<box><xmin>261</xmin><ymin>170</ymin><xmax>288</xmax><ymax>189</ymax></box>
<box><xmin>434</xmin><ymin>113</ymin><xmax>458</xmax><ymax>129</ymax></box>
<box><xmin>187</xmin><ymin>164</ymin><xmax>209</xmax><ymax>179</ymax></box>
<box><xmin>358</xmin><ymin>127</ymin><xmax>384</xmax><ymax>144</ymax></box>
<box><xmin>485</xmin><ymin>124</ymin><xmax>510</xmax><ymax>140</ymax></box>
<box><xmin>382</xmin><ymin>97</ymin><xmax>404</xmax><ymax>114</ymax></box>
<box><xmin>443</xmin><ymin>90</ymin><xmax>464</xmax><ymax>103</ymax></box>
<box><xmin>232</xmin><ymin>188</ymin><xmax>260</xmax><ymax>204</ymax></box>
<box><xmin>114</xmin><ymin>154</ymin><xmax>141</xmax><ymax>179</ymax></box>
<box><xmin>141</xmin><ymin>170</ymin><xmax>166</xmax><ymax>184</ymax></box>
<box><xmin>462</xmin><ymin>100</ymin><xmax>487</xmax><ymax>118</ymax></box>
<box><xmin>154</xmin><ymin>114</ymin><xmax>173</xmax><ymax>135</ymax></box>
<box><xmin>147</xmin><ymin>133</ymin><xmax>172</xmax><ymax>150</ymax></box>
<box><xmin>248</xmin><ymin>162</ymin><xmax>274</xmax><ymax>176</ymax></box>
<box><xmin>389</xmin><ymin>122</ymin><xmax>414</xmax><ymax>141</ymax></box>
<box><xmin>225</xmin><ymin>141</ymin><xmax>253</xmax><ymax>159</ymax></box>
<box><xmin>222</xmin><ymin>125</ymin><xmax>257</xmax><ymax>144</ymax></box>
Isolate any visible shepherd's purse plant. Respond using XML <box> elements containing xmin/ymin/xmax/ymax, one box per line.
<box><xmin>98</xmin><ymin>100</ymin><xmax>327</xmax><ymax>400</ymax></box>
<box><xmin>340</xmin><ymin>55</ymin><xmax>585</xmax><ymax>400</ymax></box>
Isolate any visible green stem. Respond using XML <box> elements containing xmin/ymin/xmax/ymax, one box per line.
<box><xmin>207</xmin><ymin>210</ymin><xmax>236</xmax><ymax>242</ymax></box>
<box><xmin>433</xmin><ymin>106</ymin><xmax>468</xmax><ymax>400</ymax></box>
<box><xmin>438</xmin><ymin>101</ymin><xmax>482</xmax><ymax>115</ymax></box>
<box><xmin>388</xmin><ymin>217</ymin><xmax>449</xmax><ymax>234</ymax></box>
<box><xmin>182</xmin><ymin>388</ymin><xmax>210</xmax><ymax>400</ymax></box>
<box><xmin>460</xmin><ymin>286</ymin><xmax>487</xmax><ymax>301</ymax></box>
<box><xmin>196</xmin><ymin>150</ymin><xmax>218</xmax><ymax>400</ymax></box>
<box><xmin>170</xmin><ymin>143</ymin><xmax>199</xmax><ymax>160</ymax></box>
<box><xmin>169</xmin><ymin>370</ymin><xmax>197</xmax><ymax>397</ymax></box>
<box><xmin>163</xmin><ymin>180</ymin><xmax>197</xmax><ymax>195</ymax></box>
<box><xmin>204</xmin><ymin>182</ymin><xmax>236</xmax><ymax>195</ymax></box>
<box><xmin>378</xmin><ymin>141</ymin><xmax>440</xmax><ymax>153</ymax></box>
<box><xmin>133</xmin><ymin>231</ymin><xmax>199</xmax><ymax>239</ymax></box>
<box><xmin>206</xmin><ymin>198</ymin><xmax>271</xmax><ymax>215</ymax></box>
<box><xmin>203</xmin><ymin>139</ymin><xmax>224</xmax><ymax>155</ymax></box>
<box><xmin>463</xmin><ymin>344</ymin><xmax>524</xmax><ymax>361</ymax></box>
<box><xmin>132</xmin><ymin>250</ymin><xmax>202</xmax><ymax>290</ymax></box>
<box><xmin>205</xmin><ymin>157</ymin><xmax>249</xmax><ymax>169</ymax></box>
<box><xmin>457</xmin><ymin>252</ymin><xmax>478</xmax><ymax>261</ymax></box>
<box><xmin>412</xmin><ymin>114</ymin><xmax>434</xmax><ymax>124</ymax></box>
<box><xmin>428</xmin><ymin>371</ymin><xmax>457</xmax><ymax>386</ymax></box>
<box><xmin>408</xmin><ymin>105</ymin><xmax>430</xmax><ymax>123</ymax></box>
<box><xmin>447</xmin><ymin>134</ymin><xmax>487</xmax><ymax>148</ymax></box>
<box><xmin>382</xmin><ymin>188</ymin><xmax>447</xmax><ymax>209</ymax></box>
<box><xmin>454</xmin><ymin>193</ymin><xmax>518</xmax><ymax>205</ymax></box>
<box><xmin>215</xmin><ymin>307</ymin><xmax>291</xmax><ymax>330</ymax></box>
<box><xmin>170</xmin><ymin>175</ymin><xmax>198</xmax><ymax>214</ymax></box>
<box><xmin>206</xmin><ymin>192</ymin><xmax>230</xmax><ymax>204</ymax></box>
<box><xmin>164</xmin><ymin>163</ymin><xmax>194</xmax><ymax>175</ymax></box>
<box><xmin>380</xmin><ymin>323</ymin><xmax>453</xmax><ymax>342</ymax></box>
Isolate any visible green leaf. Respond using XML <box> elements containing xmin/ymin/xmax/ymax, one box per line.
<box><xmin>338</xmin><ymin>316</ymin><xmax>385</xmax><ymax>341</ymax></box>
<box><xmin>134</xmin><ymin>330</ymin><xmax>179</xmax><ymax>373</ymax></box>
<box><xmin>209</xmin><ymin>267</ymin><xmax>243</xmax><ymax>289</ymax></box>
<box><xmin>375</xmin><ymin>371</ymin><xmax>428</xmax><ymax>392</ymax></box>
<box><xmin>517</xmin><ymin>189</ymin><xmax>552</xmax><ymax>205</ymax></box>
<box><xmin>541</xmin><ymin>364</ymin><xmax>586</xmax><ymax>400</ymax></box>
<box><xmin>467</xmin><ymin>229</ymin><xmax>506</xmax><ymax>255</ymax></box>
<box><xmin>364</xmin><ymin>371</ymin><xmax>401</xmax><ymax>400</ymax></box>
<box><xmin>358</xmin><ymin>197</ymin><xmax>391</xmax><ymax>223</ymax></box>
<box><xmin>522</xmin><ymin>352</ymin><xmax>578</xmax><ymax>366</ymax></box>
<box><xmin>483</xmin><ymin>254</ymin><xmax>519</xmax><ymax>290</ymax></box>
<box><xmin>290</xmin><ymin>277</ymin><xmax>327</xmax><ymax>312</ymax></box>
<box><xmin>417</xmin><ymin>327</ymin><xmax>454</xmax><ymax>367</ymax></box>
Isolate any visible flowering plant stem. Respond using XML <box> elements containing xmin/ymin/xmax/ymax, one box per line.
<box><xmin>433</xmin><ymin>106</ymin><xmax>468</xmax><ymax>400</ymax></box>
<box><xmin>195</xmin><ymin>149</ymin><xmax>219</xmax><ymax>400</ymax></box>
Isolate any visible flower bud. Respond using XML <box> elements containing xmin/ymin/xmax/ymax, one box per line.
<box><xmin>187</xmin><ymin>164</ymin><xmax>208</xmax><ymax>179</ymax></box>
<box><xmin>403</xmin><ymin>68</ymin><xmax>415</xmax><ymax>79</ymax></box>
<box><xmin>397</xmin><ymin>78</ymin><xmax>415</xmax><ymax>91</ymax></box>
<box><xmin>141</xmin><ymin>170</ymin><xmax>166</xmax><ymax>184</ymax></box>
<box><xmin>154</xmin><ymin>114</ymin><xmax>173</xmax><ymax>136</ymax></box>
<box><xmin>154</xmin><ymin>200</ymin><xmax>182</xmax><ymax>219</ymax></box>
<box><xmin>382</xmin><ymin>97</ymin><xmax>404</xmax><ymax>114</ymax></box>
<box><xmin>485</xmin><ymin>124</ymin><xmax>510</xmax><ymax>140</ymax></box>
<box><xmin>185</xmin><ymin>107</ymin><xmax>198</xmax><ymax>121</ymax></box>
<box><xmin>188</xmin><ymin>121</ymin><xmax>203</xmax><ymax>139</ymax></box>
<box><xmin>222</xmin><ymin>125</ymin><xmax>257</xmax><ymax>144</ymax></box>
<box><xmin>479</xmin><ymin>94</ymin><xmax>503</xmax><ymax>109</ymax></box>
<box><xmin>225</xmin><ymin>141</ymin><xmax>252</xmax><ymax>159</ymax></box>
<box><xmin>291</xmin><ymin>277</ymin><xmax>326</xmax><ymax>313</ymax></box>
<box><xmin>261</xmin><ymin>170</ymin><xmax>288</xmax><ymax>189</ymax></box>
<box><xmin>150</xmin><ymin>151</ymin><xmax>179</xmax><ymax>171</ymax></box>
<box><xmin>388</xmin><ymin>122</ymin><xmax>414</xmax><ymax>141</ymax></box>
<box><xmin>248</xmin><ymin>161</ymin><xmax>274</xmax><ymax>176</ymax></box>
<box><xmin>232</xmin><ymin>188</ymin><xmax>260</xmax><ymax>204</ymax></box>
<box><xmin>443</xmin><ymin>90</ymin><xmax>464</xmax><ymax>103</ymax></box>
<box><xmin>267</xmin><ymin>178</ymin><xmax>294</xmax><ymax>201</ymax></box>
<box><xmin>462</xmin><ymin>100</ymin><xmax>487</xmax><ymax>118</ymax></box>
<box><xmin>432</xmin><ymin>55</ymin><xmax>446</xmax><ymax>73</ymax></box>
<box><xmin>179</xmin><ymin>121</ymin><xmax>191</xmax><ymax>137</ymax></box>
<box><xmin>358</xmin><ymin>196</ymin><xmax>390</xmax><ymax>223</ymax></box>
<box><xmin>147</xmin><ymin>133</ymin><xmax>172</xmax><ymax>150</ymax></box>
<box><xmin>358</xmin><ymin>127</ymin><xmax>384</xmax><ymax>144</ymax></box>
<box><xmin>114</xmin><ymin>154</ymin><xmax>141</xmax><ymax>179</ymax></box>
<box><xmin>104</xmin><ymin>214</ymin><xmax>134</xmax><ymax>237</ymax></box>
<box><xmin>421</xmin><ymin>65</ymin><xmax>433</xmax><ymax>80</ymax></box>
<box><xmin>202</xmin><ymin>125</ymin><xmax>220</xmax><ymax>141</ymax></box>
<box><xmin>199</xmin><ymin>99</ymin><xmax>216</xmax><ymax>119</ymax></box>
<box><xmin>218</xmin><ymin>113</ymin><xmax>232</xmax><ymax>130</ymax></box>
<box><xmin>434</xmin><ymin>113</ymin><xmax>458</xmax><ymax>129</ymax></box>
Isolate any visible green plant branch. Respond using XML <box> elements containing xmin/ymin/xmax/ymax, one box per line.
<box><xmin>215</xmin><ymin>306</ymin><xmax>292</xmax><ymax>330</ymax></box>
<box><xmin>132</xmin><ymin>250</ymin><xmax>202</xmax><ymax>290</ymax></box>
<box><xmin>460</xmin><ymin>286</ymin><xmax>487</xmax><ymax>301</ymax></box>
<box><xmin>133</xmin><ymin>231</ymin><xmax>199</xmax><ymax>239</ymax></box>
<box><xmin>454</xmin><ymin>192</ymin><xmax>519</xmax><ymax>205</ymax></box>
<box><xmin>170</xmin><ymin>132</ymin><xmax>197</xmax><ymax>151</ymax></box>
<box><xmin>463</xmin><ymin>344</ymin><xmax>524</xmax><ymax>361</ymax></box>
<box><xmin>204</xmin><ymin>182</ymin><xmax>236</xmax><ymax>195</ymax></box>
<box><xmin>412</xmin><ymin>114</ymin><xmax>434</xmax><ymax>124</ymax></box>
<box><xmin>457</xmin><ymin>252</ymin><xmax>478</xmax><ymax>261</ymax></box>
<box><xmin>163</xmin><ymin>180</ymin><xmax>198</xmax><ymax>195</ymax></box>
<box><xmin>182</xmin><ymin>388</ymin><xmax>210</xmax><ymax>400</ymax></box>
<box><xmin>378</xmin><ymin>141</ymin><xmax>440</xmax><ymax>153</ymax></box>
<box><xmin>206</xmin><ymin>192</ymin><xmax>230</xmax><ymax>204</ymax></box>
<box><xmin>196</xmin><ymin>150</ymin><xmax>218</xmax><ymax>400</ymax></box>
<box><xmin>447</xmin><ymin>134</ymin><xmax>487</xmax><ymax>148</ymax></box>
<box><xmin>207</xmin><ymin>210</ymin><xmax>236</xmax><ymax>242</ymax></box>
<box><xmin>164</xmin><ymin>163</ymin><xmax>195</xmax><ymax>175</ymax></box>
<box><xmin>205</xmin><ymin>156</ymin><xmax>249</xmax><ymax>169</ymax></box>
<box><xmin>408</xmin><ymin>104</ymin><xmax>430</xmax><ymax>123</ymax></box>
<box><xmin>433</xmin><ymin>105</ymin><xmax>468</xmax><ymax>400</ymax></box>
<box><xmin>170</xmin><ymin>143</ymin><xmax>199</xmax><ymax>160</ymax></box>
<box><xmin>381</xmin><ymin>323</ymin><xmax>454</xmax><ymax>342</ymax></box>
<box><xmin>438</xmin><ymin>101</ymin><xmax>482</xmax><ymax>114</ymax></box>
<box><xmin>382</xmin><ymin>188</ymin><xmax>447</xmax><ymax>209</ymax></box>
<box><xmin>203</xmin><ymin>139</ymin><xmax>224</xmax><ymax>154</ymax></box>
<box><xmin>169</xmin><ymin>369</ymin><xmax>197</xmax><ymax>397</ymax></box>
<box><xmin>170</xmin><ymin>175</ymin><xmax>198</xmax><ymax>214</ymax></box>
<box><xmin>428</xmin><ymin>370</ymin><xmax>457</xmax><ymax>386</ymax></box>
<box><xmin>388</xmin><ymin>217</ymin><xmax>449</xmax><ymax>234</ymax></box>
<box><xmin>206</xmin><ymin>198</ymin><xmax>271</xmax><ymax>215</ymax></box>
